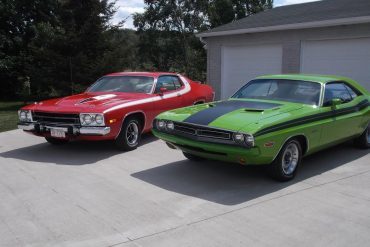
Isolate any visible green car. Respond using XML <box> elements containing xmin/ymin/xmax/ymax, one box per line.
<box><xmin>152</xmin><ymin>74</ymin><xmax>370</xmax><ymax>181</ymax></box>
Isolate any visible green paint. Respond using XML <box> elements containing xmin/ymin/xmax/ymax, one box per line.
<box><xmin>153</xmin><ymin>75</ymin><xmax>370</xmax><ymax>165</ymax></box>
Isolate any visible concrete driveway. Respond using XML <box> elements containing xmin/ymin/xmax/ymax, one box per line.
<box><xmin>0</xmin><ymin>130</ymin><xmax>369</xmax><ymax>247</ymax></box>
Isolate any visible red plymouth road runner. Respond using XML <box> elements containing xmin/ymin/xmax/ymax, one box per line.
<box><xmin>18</xmin><ymin>72</ymin><xmax>214</xmax><ymax>150</ymax></box>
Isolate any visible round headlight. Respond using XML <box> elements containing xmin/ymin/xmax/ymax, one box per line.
<box><xmin>244</xmin><ymin>134</ymin><xmax>255</xmax><ymax>147</ymax></box>
<box><xmin>20</xmin><ymin>111</ymin><xmax>27</xmax><ymax>120</ymax></box>
<box><xmin>233</xmin><ymin>133</ymin><xmax>245</xmax><ymax>144</ymax></box>
<box><xmin>95</xmin><ymin>115</ymin><xmax>104</xmax><ymax>125</ymax></box>
<box><xmin>166</xmin><ymin>121</ymin><xmax>174</xmax><ymax>131</ymax></box>
<box><xmin>26</xmin><ymin>111</ymin><xmax>32</xmax><ymax>120</ymax></box>
<box><xmin>157</xmin><ymin>120</ymin><xmax>166</xmax><ymax>130</ymax></box>
<box><xmin>83</xmin><ymin>114</ymin><xmax>92</xmax><ymax>125</ymax></box>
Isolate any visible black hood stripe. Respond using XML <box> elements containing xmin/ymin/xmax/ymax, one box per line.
<box><xmin>183</xmin><ymin>100</ymin><xmax>281</xmax><ymax>126</ymax></box>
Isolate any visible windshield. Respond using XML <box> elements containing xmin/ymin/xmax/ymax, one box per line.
<box><xmin>232</xmin><ymin>79</ymin><xmax>322</xmax><ymax>105</ymax></box>
<box><xmin>88</xmin><ymin>76</ymin><xmax>155</xmax><ymax>93</ymax></box>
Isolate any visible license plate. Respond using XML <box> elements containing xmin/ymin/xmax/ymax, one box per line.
<box><xmin>50</xmin><ymin>129</ymin><xmax>66</xmax><ymax>138</ymax></box>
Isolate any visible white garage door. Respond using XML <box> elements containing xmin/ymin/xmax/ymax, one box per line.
<box><xmin>301</xmin><ymin>38</ymin><xmax>370</xmax><ymax>90</ymax></box>
<box><xmin>221</xmin><ymin>44</ymin><xmax>283</xmax><ymax>99</ymax></box>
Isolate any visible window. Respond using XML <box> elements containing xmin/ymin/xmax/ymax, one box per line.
<box><xmin>344</xmin><ymin>84</ymin><xmax>360</xmax><ymax>99</ymax></box>
<box><xmin>88</xmin><ymin>76</ymin><xmax>154</xmax><ymax>93</ymax></box>
<box><xmin>232</xmin><ymin>79</ymin><xmax>321</xmax><ymax>105</ymax></box>
<box><xmin>323</xmin><ymin>83</ymin><xmax>352</xmax><ymax>106</ymax></box>
<box><xmin>155</xmin><ymin>76</ymin><xmax>182</xmax><ymax>93</ymax></box>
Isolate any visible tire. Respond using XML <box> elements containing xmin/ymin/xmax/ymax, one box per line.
<box><xmin>268</xmin><ymin>139</ymin><xmax>302</xmax><ymax>182</ymax></box>
<box><xmin>183</xmin><ymin>152</ymin><xmax>205</xmax><ymax>161</ymax></box>
<box><xmin>115</xmin><ymin>117</ymin><xmax>142</xmax><ymax>151</ymax></box>
<box><xmin>45</xmin><ymin>137</ymin><xmax>69</xmax><ymax>145</ymax></box>
<box><xmin>354</xmin><ymin>123</ymin><xmax>370</xmax><ymax>149</ymax></box>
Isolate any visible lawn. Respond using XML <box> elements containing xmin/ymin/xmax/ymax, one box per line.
<box><xmin>0</xmin><ymin>102</ymin><xmax>24</xmax><ymax>132</ymax></box>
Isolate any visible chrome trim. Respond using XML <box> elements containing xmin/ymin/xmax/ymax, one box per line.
<box><xmin>79</xmin><ymin>127</ymin><xmax>111</xmax><ymax>135</ymax></box>
<box><xmin>45</xmin><ymin>126</ymin><xmax>69</xmax><ymax>132</ymax></box>
<box><xmin>18</xmin><ymin>123</ymin><xmax>35</xmax><ymax>131</ymax></box>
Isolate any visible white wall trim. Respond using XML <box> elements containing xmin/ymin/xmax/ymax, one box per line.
<box><xmin>197</xmin><ymin>16</ymin><xmax>370</xmax><ymax>38</ymax></box>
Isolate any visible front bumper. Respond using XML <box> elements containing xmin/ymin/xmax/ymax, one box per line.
<box><xmin>18</xmin><ymin>122</ymin><xmax>111</xmax><ymax>136</ymax></box>
<box><xmin>152</xmin><ymin>129</ymin><xmax>270</xmax><ymax>165</ymax></box>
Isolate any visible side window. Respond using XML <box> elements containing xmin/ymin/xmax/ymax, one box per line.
<box><xmin>323</xmin><ymin>83</ymin><xmax>352</xmax><ymax>106</ymax></box>
<box><xmin>155</xmin><ymin>76</ymin><xmax>179</xmax><ymax>93</ymax></box>
<box><xmin>344</xmin><ymin>84</ymin><xmax>360</xmax><ymax>99</ymax></box>
<box><xmin>172</xmin><ymin>77</ymin><xmax>184</xmax><ymax>89</ymax></box>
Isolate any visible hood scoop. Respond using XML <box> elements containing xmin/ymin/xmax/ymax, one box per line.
<box><xmin>244</xmin><ymin>108</ymin><xmax>265</xmax><ymax>112</ymax></box>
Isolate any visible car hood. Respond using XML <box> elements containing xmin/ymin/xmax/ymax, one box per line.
<box><xmin>159</xmin><ymin>99</ymin><xmax>307</xmax><ymax>134</ymax></box>
<box><xmin>29</xmin><ymin>92</ymin><xmax>153</xmax><ymax>113</ymax></box>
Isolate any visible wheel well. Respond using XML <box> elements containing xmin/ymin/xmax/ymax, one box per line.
<box><xmin>123</xmin><ymin>112</ymin><xmax>146</xmax><ymax>130</ymax></box>
<box><xmin>289</xmin><ymin>135</ymin><xmax>308</xmax><ymax>155</ymax></box>
<box><xmin>194</xmin><ymin>101</ymin><xmax>205</xmax><ymax>105</ymax></box>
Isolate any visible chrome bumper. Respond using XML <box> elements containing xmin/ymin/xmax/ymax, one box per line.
<box><xmin>17</xmin><ymin>123</ymin><xmax>111</xmax><ymax>136</ymax></box>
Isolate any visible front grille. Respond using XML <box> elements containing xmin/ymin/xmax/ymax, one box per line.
<box><xmin>33</xmin><ymin>111</ymin><xmax>80</xmax><ymax>125</ymax></box>
<box><xmin>173</xmin><ymin>122</ymin><xmax>233</xmax><ymax>141</ymax></box>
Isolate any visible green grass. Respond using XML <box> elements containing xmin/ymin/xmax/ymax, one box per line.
<box><xmin>0</xmin><ymin>102</ymin><xmax>25</xmax><ymax>132</ymax></box>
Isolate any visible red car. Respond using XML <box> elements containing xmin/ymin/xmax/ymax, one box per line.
<box><xmin>18</xmin><ymin>72</ymin><xmax>214</xmax><ymax>150</ymax></box>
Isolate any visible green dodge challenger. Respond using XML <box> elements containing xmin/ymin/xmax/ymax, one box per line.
<box><xmin>152</xmin><ymin>74</ymin><xmax>370</xmax><ymax>181</ymax></box>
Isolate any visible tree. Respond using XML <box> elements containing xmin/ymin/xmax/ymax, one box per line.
<box><xmin>133</xmin><ymin>0</ymin><xmax>273</xmax><ymax>81</ymax></box>
<box><xmin>0</xmin><ymin>0</ymin><xmax>120</xmax><ymax>100</ymax></box>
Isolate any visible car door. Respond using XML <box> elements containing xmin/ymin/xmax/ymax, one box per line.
<box><xmin>153</xmin><ymin>75</ymin><xmax>184</xmax><ymax>115</ymax></box>
<box><xmin>320</xmin><ymin>81</ymin><xmax>365</xmax><ymax>145</ymax></box>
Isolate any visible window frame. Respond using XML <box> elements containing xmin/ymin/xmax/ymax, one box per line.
<box><xmin>323</xmin><ymin>81</ymin><xmax>362</xmax><ymax>107</ymax></box>
<box><xmin>153</xmin><ymin>75</ymin><xmax>184</xmax><ymax>94</ymax></box>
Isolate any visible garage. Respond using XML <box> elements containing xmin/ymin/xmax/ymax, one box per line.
<box><xmin>221</xmin><ymin>44</ymin><xmax>282</xmax><ymax>99</ymax></box>
<box><xmin>199</xmin><ymin>0</ymin><xmax>370</xmax><ymax>99</ymax></box>
<box><xmin>301</xmin><ymin>38</ymin><xmax>370</xmax><ymax>88</ymax></box>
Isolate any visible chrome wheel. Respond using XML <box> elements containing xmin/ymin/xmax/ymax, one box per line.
<box><xmin>282</xmin><ymin>143</ymin><xmax>299</xmax><ymax>175</ymax></box>
<box><xmin>126</xmin><ymin>122</ymin><xmax>139</xmax><ymax>147</ymax></box>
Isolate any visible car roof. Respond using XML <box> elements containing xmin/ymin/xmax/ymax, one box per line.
<box><xmin>255</xmin><ymin>74</ymin><xmax>354</xmax><ymax>84</ymax></box>
<box><xmin>105</xmin><ymin>72</ymin><xmax>180</xmax><ymax>78</ymax></box>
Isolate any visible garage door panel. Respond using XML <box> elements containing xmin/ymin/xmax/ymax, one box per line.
<box><xmin>221</xmin><ymin>44</ymin><xmax>282</xmax><ymax>99</ymax></box>
<box><xmin>301</xmin><ymin>38</ymin><xmax>370</xmax><ymax>90</ymax></box>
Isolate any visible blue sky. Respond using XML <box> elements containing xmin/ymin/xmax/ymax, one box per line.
<box><xmin>112</xmin><ymin>0</ymin><xmax>320</xmax><ymax>29</ymax></box>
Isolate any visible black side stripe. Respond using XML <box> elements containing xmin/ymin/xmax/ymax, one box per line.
<box><xmin>184</xmin><ymin>100</ymin><xmax>281</xmax><ymax>126</ymax></box>
<box><xmin>254</xmin><ymin>100</ymin><xmax>370</xmax><ymax>137</ymax></box>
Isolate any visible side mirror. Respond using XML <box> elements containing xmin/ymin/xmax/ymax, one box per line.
<box><xmin>331</xmin><ymin>98</ymin><xmax>343</xmax><ymax>109</ymax></box>
<box><xmin>159</xmin><ymin>87</ymin><xmax>167</xmax><ymax>95</ymax></box>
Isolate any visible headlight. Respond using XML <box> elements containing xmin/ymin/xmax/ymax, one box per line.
<box><xmin>156</xmin><ymin>120</ymin><xmax>166</xmax><ymax>130</ymax></box>
<box><xmin>166</xmin><ymin>121</ymin><xmax>174</xmax><ymax>131</ymax></box>
<box><xmin>18</xmin><ymin>110</ymin><xmax>33</xmax><ymax>122</ymax></box>
<box><xmin>80</xmin><ymin>113</ymin><xmax>105</xmax><ymax>126</ymax></box>
<box><xmin>244</xmin><ymin>134</ymin><xmax>255</xmax><ymax>147</ymax></box>
<box><xmin>233</xmin><ymin>133</ymin><xmax>254</xmax><ymax>147</ymax></box>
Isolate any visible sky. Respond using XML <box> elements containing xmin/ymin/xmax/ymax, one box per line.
<box><xmin>112</xmin><ymin>0</ymin><xmax>320</xmax><ymax>29</ymax></box>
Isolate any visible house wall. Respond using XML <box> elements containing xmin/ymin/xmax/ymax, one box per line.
<box><xmin>204</xmin><ymin>23</ymin><xmax>370</xmax><ymax>99</ymax></box>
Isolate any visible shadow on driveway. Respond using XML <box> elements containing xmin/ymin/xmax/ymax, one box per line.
<box><xmin>132</xmin><ymin>143</ymin><xmax>369</xmax><ymax>205</ymax></box>
<box><xmin>0</xmin><ymin>134</ymin><xmax>157</xmax><ymax>166</ymax></box>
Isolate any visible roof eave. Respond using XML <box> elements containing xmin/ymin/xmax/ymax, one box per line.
<box><xmin>197</xmin><ymin>16</ymin><xmax>370</xmax><ymax>38</ymax></box>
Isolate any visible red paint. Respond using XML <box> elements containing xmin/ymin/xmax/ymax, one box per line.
<box><xmin>21</xmin><ymin>72</ymin><xmax>214</xmax><ymax>141</ymax></box>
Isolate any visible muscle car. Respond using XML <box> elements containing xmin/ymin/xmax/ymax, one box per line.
<box><xmin>153</xmin><ymin>74</ymin><xmax>370</xmax><ymax>181</ymax></box>
<box><xmin>18</xmin><ymin>72</ymin><xmax>214</xmax><ymax>150</ymax></box>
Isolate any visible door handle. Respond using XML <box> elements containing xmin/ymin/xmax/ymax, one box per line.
<box><xmin>177</xmin><ymin>93</ymin><xmax>181</xmax><ymax>97</ymax></box>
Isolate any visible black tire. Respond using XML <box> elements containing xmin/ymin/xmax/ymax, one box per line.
<box><xmin>45</xmin><ymin>137</ymin><xmax>69</xmax><ymax>145</ymax></box>
<box><xmin>115</xmin><ymin>117</ymin><xmax>142</xmax><ymax>151</ymax></box>
<box><xmin>354</xmin><ymin>123</ymin><xmax>370</xmax><ymax>149</ymax></box>
<box><xmin>183</xmin><ymin>152</ymin><xmax>205</xmax><ymax>161</ymax></box>
<box><xmin>268</xmin><ymin>139</ymin><xmax>302</xmax><ymax>182</ymax></box>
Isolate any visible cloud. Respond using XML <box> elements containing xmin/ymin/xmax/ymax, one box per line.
<box><xmin>275</xmin><ymin>0</ymin><xmax>320</xmax><ymax>7</ymax></box>
<box><xmin>111</xmin><ymin>0</ymin><xmax>145</xmax><ymax>29</ymax></box>
<box><xmin>112</xmin><ymin>0</ymin><xmax>322</xmax><ymax>29</ymax></box>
